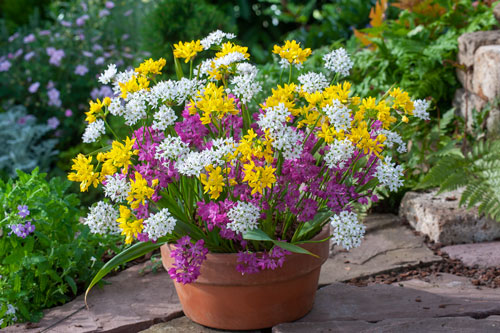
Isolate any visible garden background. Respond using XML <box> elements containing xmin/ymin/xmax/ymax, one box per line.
<box><xmin>1</xmin><ymin>0</ymin><xmax>500</xmax><ymax>328</ymax></box>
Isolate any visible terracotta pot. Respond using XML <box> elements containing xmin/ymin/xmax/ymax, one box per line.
<box><xmin>160</xmin><ymin>226</ymin><xmax>330</xmax><ymax>330</ymax></box>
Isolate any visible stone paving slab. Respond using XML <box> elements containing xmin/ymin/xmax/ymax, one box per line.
<box><xmin>319</xmin><ymin>214</ymin><xmax>441</xmax><ymax>285</ymax></box>
<box><xmin>400</xmin><ymin>189</ymin><xmax>500</xmax><ymax>244</ymax></box>
<box><xmin>441</xmin><ymin>242</ymin><xmax>500</xmax><ymax>268</ymax></box>
<box><xmin>140</xmin><ymin>316</ymin><xmax>260</xmax><ymax>333</ymax></box>
<box><xmin>300</xmin><ymin>282</ymin><xmax>500</xmax><ymax>323</ymax></box>
<box><xmin>273</xmin><ymin>316</ymin><xmax>500</xmax><ymax>333</ymax></box>
<box><xmin>4</xmin><ymin>262</ymin><xmax>182</xmax><ymax>333</ymax></box>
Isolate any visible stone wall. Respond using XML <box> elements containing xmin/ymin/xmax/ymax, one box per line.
<box><xmin>454</xmin><ymin>28</ymin><xmax>500</xmax><ymax>133</ymax></box>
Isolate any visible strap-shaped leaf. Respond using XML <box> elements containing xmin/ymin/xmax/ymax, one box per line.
<box><xmin>243</xmin><ymin>229</ymin><xmax>318</xmax><ymax>257</ymax></box>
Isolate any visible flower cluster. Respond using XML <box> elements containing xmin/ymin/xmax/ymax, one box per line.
<box><xmin>9</xmin><ymin>205</ymin><xmax>35</xmax><ymax>238</ymax></box>
<box><xmin>69</xmin><ymin>31</ymin><xmax>420</xmax><ymax>284</ymax></box>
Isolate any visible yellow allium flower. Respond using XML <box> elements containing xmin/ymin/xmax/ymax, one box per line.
<box><xmin>85</xmin><ymin>98</ymin><xmax>105</xmax><ymax>124</ymax></box>
<box><xmin>390</xmin><ymin>88</ymin><xmax>414</xmax><ymax>115</ymax></box>
<box><xmin>174</xmin><ymin>40</ymin><xmax>204</xmax><ymax>63</ymax></box>
<box><xmin>127</xmin><ymin>172</ymin><xmax>157</xmax><ymax>210</ymax></box>
<box><xmin>317</xmin><ymin>123</ymin><xmax>344</xmax><ymax>144</ymax></box>
<box><xmin>135</xmin><ymin>58</ymin><xmax>166</xmax><ymax>76</ymax></box>
<box><xmin>67</xmin><ymin>154</ymin><xmax>100</xmax><ymax>192</ymax></box>
<box><xmin>242</xmin><ymin>162</ymin><xmax>276</xmax><ymax>195</ymax></box>
<box><xmin>100</xmin><ymin>137</ymin><xmax>139</xmax><ymax>174</ymax></box>
<box><xmin>215</xmin><ymin>42</ymin><xmax>250</xmax><ymax>60</ymax></box>
<box><xmin>194</xmin><ymin>83</ymin><xmax>237</xmax><ymax>124</ymax></box>
<box><xmin>200</xmin><ymin>165</ymin><xmax>225</xmax><ymax>199</ymax></box>
<box><xmin>376</xmin><ymin>100</ymin><xmax>397</xmax><ymax>129</ymax></box>
<box><xmin>118</xmin><ymin>75</ymin><xmax>150</xmax><ymax>99</ymax></box>
<box><xmin>117</xmin><ymin>205</ymin><xmax>144</xmax><ymax>244</ymax></box>
<box><xmin>272</xmin><ymin>40</ymin><xmax>311</xmax><ymax>65</ymax></box>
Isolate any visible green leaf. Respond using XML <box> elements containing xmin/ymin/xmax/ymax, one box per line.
<box><xmin>242</xmin><ymin>229</ymin><xmax>273</xmax><ymax>241</ymax></box>
<box><xmin>273</xmin><ymin>241</ymin><xmax>319</xmax><ymax>258</ymax></box>
<box><xmin>64</xmin><ymin>276</ymin><xmax>77</xmax><ymax>295</ymax></box>
<box><xmin>85</xmin><ymin>241</ymin><xmax>164</xmax><ymax>304</ymax></box>
<box><xmin>173</xmin><ymin>54</ymin><xmax>184</xmax><ymax>80</ymax></box>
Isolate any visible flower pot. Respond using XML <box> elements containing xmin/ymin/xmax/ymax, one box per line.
<box><xmin>160</xmin><ymin>226</ymin><xmax>330</xmax><ymax>330</ymax></box>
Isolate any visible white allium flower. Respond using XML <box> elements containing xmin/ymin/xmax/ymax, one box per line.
<box><xmin>325</xmin><ymin>138</ymin><xmax>355</xmax><ymax>169</ymax></box>
<box><xmin>375</xmin><ymin>157</ymin><xmax>404</xmax><ymax>192</ymax></box>
<box><xmin>175</xmin><ymin>150</ymin><xmax>216</xmax><ymax>176</ymax></box>
<box><xmin>413</xmin><ymin>99</ymin><xmax>431</xmax><ymax>120</ymax></box>
<box><xmin>212</xmin><ymin>137</ymin><xmax>238</xmax><ymax>163</ymax></box>
<box><xmin>323</xmin><ymin>48</ymin><xmax>353</xmax><ymax>77</ymax></box>
<box><xmin>236</xmin><ymin>62</ymin><xmax>258</xmax><ymax>76</ymax></box>
<box><xmin>98</xmin><ymin>63</ymin><xmax>117</xmax><ymax>84</ymax></box>
<box><xmin>103</xmin><ymin>174</ymin><xmax>130</xmax><ymax>202</ymax></box>
<box><xmin>148</xmin><ymin>78</ymin><xmax>202</xmax><ymax>107</ymax></box>
<box><xmin>112</xmin><ymin>69</ymin><xmax>134</xmax><ymax>95</ymax></box>
<box><xmin>82</xmin><ymin>119</ymin><xmax>106</xmax><ymax>143</ymax></box>
<box><xmin>194</xmin><ymin>59</ymin><xmax>214</xmax><ymax>79</ymax></box>
<box><xmin>227</xmin><ymin>72</ymin><xmax>262</xmax><ymax>104</ymax></box>
<box><xmin>258</xmin><ymin>103</ymin><xmax>290</xmax><ymax>133</ymax></box>
<box><xmin>156</xmin><ymin>135</ymin><xmax>190</xmax><ymax>161</ymax></box>
<box><xmin>227</xmin><ymin>201</ymin><xmax>260</xmax><ymax>234</ymax></box>
<box><xmin>83</xmin><ymin>201</ymin><xmax>120</xmax><ymax>234</ymax></box>
<box><xmin>324</xmin><ymin>99</ymin><xmax>352</xmax><ymax>131</ymax></box>
<box><xmin>124</xmin><ymin>92</ymin><xmax>147</xmax><ymax>125</ymax></box>
<box><xmin>213</xmin><ymin>52</ymin><xmax>247</xmax><ymax>68</ymax></box>
<box><xmin>271</xmin><ymin>127</ymin><xmax>304</xmax><ymax>160</ymax></box>
<box><xmin>152</xmin><ymin>105</ymin><xmax>177</xmax><ymax>131</ymax></box>
<box><xmin>175</xmin><ymin>78</ymin><xmax>203</xmax><ymax>105</ymax></box>
<box><xmin>297</xmin><ymin>72</ymin><xmax>329</xmax><ymax>94</ymax></box>
<box><xmin>200</xmin><ymin>30</ymin><xmax>236</xmax><ymax>49</ymax></box>
<box><xmin>330</xmin><ymin>211</ymin><xmax>365</xmax><ymax>250</ymax></box>
<box><xmin>108</xmin><ymin>97</ymin><xmax>125</xmax><ymax>116</ymax></box>
<box><xmin>143</xmin><ymin>208</ymin><xmax>177</xmax><ymax>241</ymax></box>
<box><xmin>379</xmin><ymin>129</ymin><xmax>407</xmax><ymax>153</ymax></box>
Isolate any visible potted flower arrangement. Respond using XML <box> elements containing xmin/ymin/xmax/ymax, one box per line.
<box><xmin>69</xmin><ymin>31</ymin><xmax>429</xmax><ymax>330</ymax></box>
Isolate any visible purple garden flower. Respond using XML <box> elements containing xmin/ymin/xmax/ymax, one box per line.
<box><xmin>168</xmin><ymin>236</ymin><xmax>208</xmax><ymax>284</ymax></box>
<box><xmin>95</xmin><ymin>57</ymin><xmax>105</xmax><ymax>65</ymax></box>
<box><xmin>0</xmin><ymin>60</ymin><xmax>11</xmax><ymax>72</ymax></box>
<box><xmin>23</xmin><ymin>33</ymin><xmax>35</xmax><ymax>43</ymax></box>
<box><xmin>8</xmin><ymin>32</ymin><xmax>19</xmax><ymax>42</ymax></box>
<box><xmin>24</xmin><ymin>51</ymin><xmax>36</xmax><ymax>61</ymax></box>
<box><xmin>60</xmin><ymin>20</ymin><xmax>72</xmax><ymax>27</ymax></box>
<box><xmin>65</xmin><ymin>109</ymin><xmax>73</xmax><ymax>117</ymax></box>
<box><xmin>99</xmin><ymin>9</ymin><xmax>110</xmax><ymax>17</ymax></box>
<box><xmin>46</xmin><ymin>47</ymin><xmax>65</xmax><ymax>66</ymax></box>
<box><xmin>75</xmin><ymin>65</ymin><xmax>89</xmax><ymax>76</ymax></box>
<box><xmin>39</xmin><ymin>30</ymin><xmax>51</xmax><ymax>36</ymax></box>
<box><xmin>47</xmin><ymin>88</ymin><xmax>62</xmax><ymax>107</ymax></box>
<box><xmin>47</xmin><ymin>117</ymin><xmax>60</xmax><ymax>129</ymax></box>
<box><xmin>105</xmin><ymin>1</ymin><xmax>115</xmax><ymax>9</ymax></box>
<box><xmin>9</xmin><ymin>220</ymin><xmax>35</xmax><ymax>238</ymax></box>
<box><xmin>18</xmin><ymin>205</ymin><xmax>30</xmax><ymax>218</ymax></box>
<box><xmin>76</xmin><ymin>14</ymin><xmax>89</xmax><ymax>26</ymax></box>
<box><xmin>28</xmin><ymin>82</ymin><xmax>40</xmax><ymax>93</ymax></box>
<box><xmin>82</xmin><ymin>51</ymin><xmax>93</xmax><ymax>58</ymax></box>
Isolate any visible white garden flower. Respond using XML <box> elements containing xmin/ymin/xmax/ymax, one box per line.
<box><xmin>330</xmin><ymin>211</ymin><xmax>365</xmax><ymax>250</ymax></box>
<box><xmin>413</xmin><ymin>99</ymin><xmax>431</xmax><ymax>120</ymax></box>
<box><xmin>148</xmin><ymin>78</ymin><xmax>202</xmax><ymax>107</ymax></box>
<box><xmin>108</xmin><ymin>97</ymin><xmax>125</xmax><ymax>116</ymax></box>
<box><xmin>323</xmin><ymin>48</ymin><xmax>353</xmax><ymax>77</ymax></box>
<box><xmin>156</xmin><ymin>135</ymin><xmax>190</xmax><ymax>161</ymax></box>
<box><xmin>227</xmin><ymin>72</ymin><xmax>262</xmax><ymax>104</ymax></box>
<box><xmin>325</xmin><ymin>138</ymin><xmax>355</xmax><ymax>169</ymax></box>
<box><xmin>124</xmin><ymin>92</ymin><xmax>147</xmax><ymax>125</ymax></box>
<box><xmin>175</xmin><ymin>150</ymin><xmax>216</xmax><ymax>177</ymax></box>
<box><xmin>98</xmin><ymin>63</ymin><xmax>117</xmax><ymax>84</ymax></box>
<box><xmin>143</xmin><ymin>208</ymin><xmax>177</xmax><ymax>241</ymax></box>
<box><xmin>379</xmin><ymin>129</ymin><xmax>406</xmax><ymax>153</ymax></box>
<box><xmin>236</xmin><ymin>62</ymin><xmax>258</xmax><ymax>76</ymax></box>
<box><xmin>194</xmin><ymin>59</ymin><xmax>214</xmax><ymax>79</ymax></box>
<box><xmin>279</xmin><ymin>57</ymin><xmax>303</xmax><ymax>70</ymax></box>
<box><xmin>152</xmin><ymin>105</ymin><xmax>177</xmax><ymax>131</ymax></box>
<box><xmin>213</xmin><ymin>52</ymin><xmax>247</xmax><ymax>68</ymax></box>
<box><xmin>200</xmin><ymin>30</ymin><xmax>236</xmax><ymax>49</ymax></box>
<box><xmin>103</xmin><ymin>174</ymin><xmax>130</xmax><ymax>202</ymax></box>
<box><xmin>323</xmin><ymin>99</ymin><xmax>352</xmax><ymax>131</ymax></box>
<box><xmin>297</xmin><ymin>72</ymin><xmax>329</xmax><ymax>94</ymax></box>
<box><xmin>270</xmin><ymin>127</ymin><xmax>304</xmax><ymax>160</ymax></box>
<box><xmin>375</xmin><ymin>157</ymin><xmax>404</xmax><ymax>192</ymax></box>
<box><xmin>257</xmin><ymin>103</ymin><xmax>290</xmax><ymax>133</ymax></box>
<box><xmin>112</xmin><ymin>69</ymin><xmax>134</xmax><ymax>95</ymax></box>
<box><xmin>211</xmin><ymin>137</ymin><xmax>238</xmax><ymax>163</ymax></box>
<box><xmin>83</xmin><ymin>201</ymin><xmax>120</xmax><ymax>234</ymax></box>
<box><xmin>82</xmin><ymin>119</ymin><xmax>106</xmax><ymax>143</ymax></box>
<box><xmin>227</xmin><ymin>201</ymin><xmax>260</xmax><ymax>234</ymax></box>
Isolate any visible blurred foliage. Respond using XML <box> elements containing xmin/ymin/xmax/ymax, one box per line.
<box><xmin>0</xmin><ymin>0</ymin><xmax>51</xmax><ymax>33</ymax></box>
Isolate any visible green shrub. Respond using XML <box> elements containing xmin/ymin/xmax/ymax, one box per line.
<box><xmin>0</xmin><ymin>169</ymin><xmax>121</xmax><ymax>327</ymax></box>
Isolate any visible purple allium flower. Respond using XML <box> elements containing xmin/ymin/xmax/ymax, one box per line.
<box><xmin>17</xmin><ymin>205</ymin><xmax>30</xmax><ymax>218</ymax></box>
<box><xmin>39</xmin><ymin>30</ymin><xmax>50</xmax><ymax>36</ymax></box>
<box><xmin>95</xmin><ymin>57</ymin><xmax>105</xmax><ymax>65</ymax></box>
<box><xmin>105</xmin><ymin>1</ymin><xmax>115</xmax><ymax>9</ymax></box>
<box><xmin>76</xmin><ymin>14</ymin><xmax>89</xmax><ymax>26</ymax></box>
<box><xmin>0</xmin><ymin>60</ymin><xmax>11</xmax><ymax>72</ymax></box>
<box><xmin>65</xmin><ymin>109</ymin><xmax>73</xmax><ymax>117</ymax></box>
<box><xmin>168</xmin><ymin>236</ymin><xmax>208</xmax><ymax>284</ymax></box>
<box><xmin>28</xmin><ymin>82</ymin><xmax>40</xmax><ymax>93</ymax></box>
<box><xmin>236</xmin><ymin>247</ymin><xmax>291</xmax><ymax>274</ymax></box>
<box><xmin>60</xmin><ymin>20</ymin><xmax>72</xmax><ymax>27</ymax></box>
<box><xmin>47</xmin><ymin>117</ymin><xmax>60</xmax><ymax>129</ymax></box>
<box><xmin>99</xmin><ymin>9</ymin><xmax>110</xmax><ymax>17</ymax></box>
<box><xmin>47</xmin><ymin>88</ymin><xmax>62</xmax><ymax>107</ymax></box>
<box><xmin>23</xmin><ymin>33</ymin><xmax>35</xmax><ymax>43</ymax></box>
<box><xmin>75</xmin><ymin>64</ymin><xmax>89</xmax><ymax>76</ymax></box>
<box><xmin>24</xmin><ymin>51</ymin><xmax>36</xmax><ymax>61</ymax></box>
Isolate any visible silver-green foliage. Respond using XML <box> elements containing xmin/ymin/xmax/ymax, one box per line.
<box><xmin>0</xmin><ymin>105</ymin><xmax>58</xmax><ymax>176</ymax></box>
